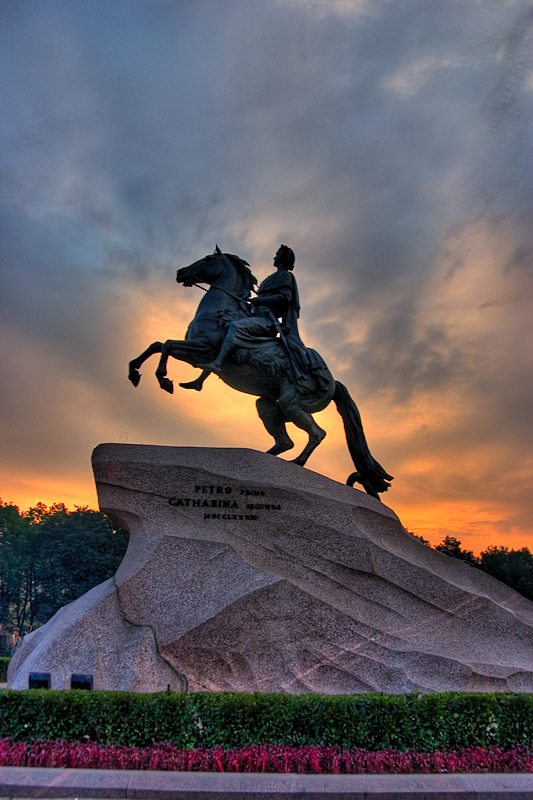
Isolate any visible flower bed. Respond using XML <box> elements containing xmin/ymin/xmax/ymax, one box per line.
<box><xmin>0</xmin><ymin>739</ymin><xmax>532</xmax><ymax>773</ymax></box>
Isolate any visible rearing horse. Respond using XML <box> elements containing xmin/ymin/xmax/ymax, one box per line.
<box><xmin>128</xmin><ymin>247</ymin><xmax>393</xmax><ymax>499</ymax></box>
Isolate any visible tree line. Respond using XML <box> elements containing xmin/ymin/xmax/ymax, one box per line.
<box><xmin>0</xmin><ymin>500</ymin><xmax>129</xmax><ymax>635</ymax></box>
<box><xmin>1</xmin><ymin>499</ymin><xmax>532</xmax><ymax>639</ymax></box>
<box><xmin>412</xmin><ymin>533</ymin><xmax>533</xmax><ymax>602</ymax></box>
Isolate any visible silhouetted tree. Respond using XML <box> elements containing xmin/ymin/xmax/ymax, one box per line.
<box><xmin>0</xmin><ymin>501</ymin><xmax>38</xmax><ymax>631</ymax></box>
<box><xmin>0</xmin><ymin>500</ymin><xmax>129</xmax><ymax>630</ymax></box>
<box><xmin>480</xmin><ymin>545</ymin><xmax>533</xmax><ymax>601</ymax></box>
<box><xmin>435</xmin><ymin>535</ymin><xmax>479</xmax><ymax>567</ymax></box>
<box><xmin>34</xmin><ymin>505</ymin><xmax>129</xmax><ymax>622</ymax></box>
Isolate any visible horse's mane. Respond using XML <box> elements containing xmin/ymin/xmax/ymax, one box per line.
<box><xmin>224</xmin><ymin>253</ymin><xmax>257</xmax><ymax>300</ymax></box>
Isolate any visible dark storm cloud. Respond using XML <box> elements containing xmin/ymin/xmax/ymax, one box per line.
<box><xmin>1</xmin><ymin>0</ymin><xmax>532</xmax><ymax>546</ymax></box>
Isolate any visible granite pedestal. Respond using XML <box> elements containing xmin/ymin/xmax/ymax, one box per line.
<box><xmin>8</xmin><ymin>444</ymin><xmax>533</xmax><ymax>692</ymax></box>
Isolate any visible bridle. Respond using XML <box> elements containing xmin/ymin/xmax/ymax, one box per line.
<box><xmin>191</xmin><ymin>281</ymin><xmax>254</xmax><ymax>310</ymax></box>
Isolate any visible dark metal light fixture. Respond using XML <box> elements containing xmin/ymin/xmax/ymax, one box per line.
<box><xmin>70</xmin><ymin>673</ymin><xmax>93</xmax><ymax>690</ymax></box>
<box><xmin>28</xmin><ymin>672</ymin><xmax>51</xmax><ymax>689</ymax></box>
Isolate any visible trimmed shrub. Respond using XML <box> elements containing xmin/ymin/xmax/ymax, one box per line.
<box><xmin>0</xmin><ymin>691</ymin><xmax>532</xmax><ymax>750</ymax></box>
<box><xmin>0</xmin><ymin>658</ymin><xmax>10</xmax><ymax>682</ymax></box>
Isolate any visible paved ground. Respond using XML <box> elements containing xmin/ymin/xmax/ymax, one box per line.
<box><xmin>1</xmin><ymin>767</ymin><xmax>533</xmax><ymax>799</ymax></box>
<box><xmin>1</xmin><ymin>685</ymin><xmax>532</xmax><ymax>800</ymax></box>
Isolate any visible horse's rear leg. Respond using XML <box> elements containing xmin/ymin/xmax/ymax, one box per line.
<box><xmin>256</xmin><ymin>397</ymin><xmax>294</xmax><ymax>455</ymax></box>
<box><xmin>278</xmin><ymin>396</ymin><xmax>326</xmax><ymax>466</ymax></box>
<box><xmin>128</xmin><ymin>342</ymin><xmax>164</xmax><ymax>387</ymax></box>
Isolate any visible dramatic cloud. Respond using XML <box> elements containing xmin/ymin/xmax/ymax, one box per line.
<box><xmin>1</xmin><ymin>0</ymin><xmax>532</xmax><ymax>551</ymax></box>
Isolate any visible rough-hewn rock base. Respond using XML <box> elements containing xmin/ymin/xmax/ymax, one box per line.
<box><xmin>8</xmin><ymin>444</ymin><xmax>533</xmax><ymax>692</ymax></box>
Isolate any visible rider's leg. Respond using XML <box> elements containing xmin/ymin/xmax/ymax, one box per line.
<box><xmin>201</xmin><ymin>338</ymin><xmax>235</xmax><ymax>374</ymax></box>
<box><xmin>201</xmin><ymin>317</ymin><xmax>274</xmax><ymax>374</ymax></box>
<box><xmin>256</xmin><ymin>396</ymin><xmax>294</xmax><ymax>455</ymax></box>
<box><xmin>200</xmin><ymin>322</ymin><xmax>240</xmax><ymax>373</ymax></box>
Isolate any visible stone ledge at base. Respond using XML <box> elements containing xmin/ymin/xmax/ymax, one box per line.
<box><xmin>8</xmin><ymin>444</ymin><xmax>533</xmax><ymax>693</ymax></box>
<box><xmin>1</xmin><ymin>767</ymin><xmax>533</xmax><ymax>799</ymax></box>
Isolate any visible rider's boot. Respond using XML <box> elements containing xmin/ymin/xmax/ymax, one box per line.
<box><xmin>201</xmin><ymin>341</ymin><xmax>235</xmax><ymax>374</ymax></box>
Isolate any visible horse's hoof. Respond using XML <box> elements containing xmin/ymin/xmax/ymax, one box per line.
<box><xmin>267</xmin><ymin>441</ymin><xmax>294</xmax><ymax>456</ymax></box>
<box><xmin>128</xmin><ymin>369</ymin><xmax>141</xmax><ymax>387</ymax></box>
<box><xmin>179</xmin><ymin>379</ymin><xmax>203</xmax><ymax>391</ymax></box>
<box><xmin>158</xmin><ymin>377</ymin><xmax>174</xmax><ymax>394</ymax></box>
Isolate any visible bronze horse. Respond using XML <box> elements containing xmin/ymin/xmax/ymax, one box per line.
<box><xmin>128</xmin><ymin>247</ymin><xmax>393</xmax><ymax>499</ymax></box>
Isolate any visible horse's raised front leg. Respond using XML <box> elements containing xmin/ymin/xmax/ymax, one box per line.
<box><xmin>155</xmin><ymin>339</ymin><xmax>214</xmax><ymax>394</ymax></box>
<box><xmin>155</xmin><ymin>339</ymin><xmax>181</xmax><ymax>394</ymax></box>
<box><xmin>128</xmin><ymin>341</ymin><xmax>164</xmax><ymax>387</ymax></box>
<box><xmin>179</xmin><ymin>370</ymin><xmax>211</xmax><ymax>392</ymax></box>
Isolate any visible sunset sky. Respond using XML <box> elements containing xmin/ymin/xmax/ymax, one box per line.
<box><xmin>1</xmin><ymin>0</ymin><xmax>532</xmax><ymax>553</ymax></box>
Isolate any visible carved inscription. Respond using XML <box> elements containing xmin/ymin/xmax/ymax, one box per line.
<box><xmin>167</xmin><ymin>485</ymin><xmax>282</xmax><ymax>521</ymax></box>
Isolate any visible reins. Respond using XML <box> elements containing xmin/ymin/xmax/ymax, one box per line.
<box><xmin>192</xmin><ymin>281</ymin><xmax>254</xmax><ymax>309</ymax></box>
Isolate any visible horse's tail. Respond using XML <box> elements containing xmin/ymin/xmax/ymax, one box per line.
<box><xmin>333</xmin><ymin>381</ymin><xmax>393</xmax><ymax>500</ymax></box>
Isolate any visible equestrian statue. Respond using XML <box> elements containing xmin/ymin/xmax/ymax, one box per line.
<box><xmin>128</xmin><ymin>245</ymin><xmax>393</xmax><ymax>499</ymax></box>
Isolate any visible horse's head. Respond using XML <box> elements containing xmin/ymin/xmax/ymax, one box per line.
<box><xmin>176</xmin><ymin>246</ymin><xmax>256</xmax><ymax>298</ymax></box>
<box><xmin>176</xmin><ymin>246</ymin><xmax>225</xmax><ymax>288</ymax></box>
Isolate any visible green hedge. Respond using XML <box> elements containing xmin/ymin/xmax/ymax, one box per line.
<box><xmin>0</xmin><ymin>658</ymin><xmax>10</xmax><ymax>682</ymax></box>
<box><xmin>0</xmin><ymin>690</ymin><xmax>532</xmax><ymax>750</ymax></box>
